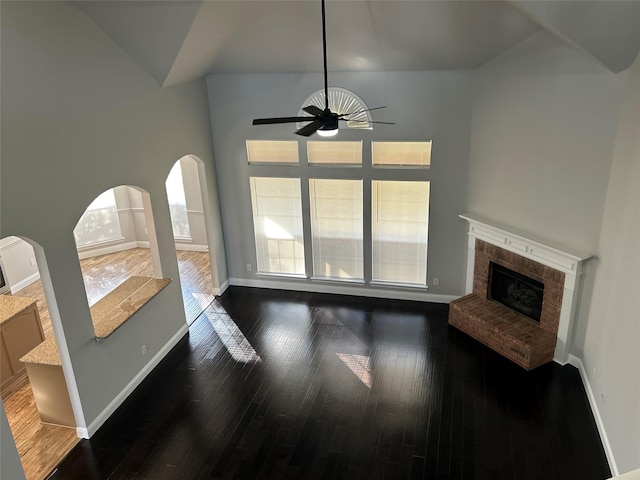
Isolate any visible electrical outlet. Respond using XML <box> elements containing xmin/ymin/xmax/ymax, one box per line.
<box><xmin>30</xmin><ymin>258</ymin><xmax>36</xmax><ymax>266</ymax></box>
<box><xmin>141</xmin><ymin>345</ymin><xmax>147</xmax><ymax>356</ymax></box>
<box><xmin>433</xmin><ymin>278</ymin><xmax>439</xmax><ymax>286</ymax></box>
<box><xmin>592</xmin><ymin>368</ymin><xmax>597</xmax><ymax>380</ymax></box>
<box><xmin>600</xmin><ymin>393</ymin><xmax>605</xmax><ymax>405</ymax></box>
<box><xmin>247</xmin><ymin>264</ymin><xmax>252</xmax><ymax>271</ymax></box>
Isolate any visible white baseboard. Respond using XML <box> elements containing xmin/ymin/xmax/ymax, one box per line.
<box><xmin>10</xmin><ymin>272</ymin><xmax>40</xmax><ymax>293</ymax></box>
<box><xmin>568</xmin><ymin>354</ymin><xmax>619</xmax><ymax>476</ymax></box>
<box><xmin>76</xmin><ymin>241</ymin><xmax>139</xmax><ymax>260</ymax></box>
<box><xmin>78</xmin><ymin>324</ymin><xmax>189</xmax><ymax>439</ymax></box>
<box><xmin>228</xmin><ymin>277</ymin><xmax>458</xmax><ymax>304</ymax></box>
<box><xmin>216</xmin><ymin>279</ymin><xmax>230</xmax><ymax>296</ymax></box>
<box><xmin>174</xmin><ymin>243</ymin><xmax>208</xmax><ymax>252</ymax></box>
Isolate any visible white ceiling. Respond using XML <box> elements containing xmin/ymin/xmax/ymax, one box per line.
<box><xmin>71</xmin><ymin>0</ymin><xmax>640</xmax><ymax>87</ymax></box>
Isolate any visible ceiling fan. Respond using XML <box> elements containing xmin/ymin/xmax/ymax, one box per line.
<box><xmin>252</xmin><ymin>0</ymin><xmax>394</xmax><ymax>137</ymax></box>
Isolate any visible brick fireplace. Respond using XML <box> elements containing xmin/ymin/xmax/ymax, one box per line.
<box><xmin>450</xmin><ymin>214</ymin><xmax>593</xmax><ymax>369</ymax></box>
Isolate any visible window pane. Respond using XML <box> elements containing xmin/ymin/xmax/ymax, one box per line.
<box><xmin>309</xmin><ymin>179</ymin><xmax>363</xmax><ymax>281</ymax></box>
<box><xmin>372</xmin><ymin>181</ymin><xmax>429</xmax><ymax>286</ymax></box>
<box><xmin>372</xmin><ymin>141</ymin><xmax>431</xmax><ymax>167</ymax></box>
<box><xmin>166</xmin><ymin>162</ymin><xmax>191</xmax><ymax>238</ymax></box>
<box><xmin>74</xmin><ymin>189</ymin><xmax>123</xmax><ymax>247</ymax></box>
<box><xmin>247</xmin><ymin>140</ymin><xmax>299</xmax><ymax>164</ymax></box>
<box><xmin>308</xmin><ymin>141</ymin><xmax>362</xmax><ymax>166</ymax></box>
<box><xmin>250</xmin><ymin>177</ymin><xmax>305</xmax><ymax>275</ymax></box>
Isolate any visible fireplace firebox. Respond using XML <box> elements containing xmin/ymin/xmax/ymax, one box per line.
<box><xmin>489</xmin><ymin>262</ymin><xmax>544</xmax><ymax>322</ymax></box>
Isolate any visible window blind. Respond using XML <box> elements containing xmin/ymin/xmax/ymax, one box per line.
<box><xmin>372</xmin><ymin>141</ymin><xmax>431</xmax><ymax>167</ymax></box>
<box><xmin>246</xmin><ymin>140</ymin><xmax>299</xmax><ymax>164</ymax></box>
<box><xmin>309</xmin><ymin>179</ymin><xmax>363</xmax><ymax>281</ymax></box>
<box><xmin>250</xmin><ymin>177</ymin><xmax>305</xmax><ymax>275</ymax></box>
<box><xmin>307</xmin><ymin>141</ymin><xmax>362</xmax><ymax>166</ymax></box>
<box><xmin>372</xmin><ymin>181</ymin><xmax>429</xmax><ymax>285</ymax></box>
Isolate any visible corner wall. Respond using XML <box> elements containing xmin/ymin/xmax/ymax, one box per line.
<box><xmin>576</xmin><ymin>53</ymin><xmax>640</xmax><ymax>475</ymax></box>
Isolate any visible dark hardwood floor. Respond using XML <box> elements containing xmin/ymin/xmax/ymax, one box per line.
<box><xmin>47</xmin><ymin>287</ymin><xmax>610</xmax><ymax>480</ymax></box>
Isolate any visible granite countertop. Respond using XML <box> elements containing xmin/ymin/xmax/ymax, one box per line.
<box><xmin>20</xmin><ymin>275</ymin><xmax>171</xmax><ymax>365</ymax></box>
<box><xmin>0</xmin><ymin>295</ymin><xmax>38</xmax><ymax>325</ymax></box>
<box><xmin>91</xmin><ymin>276</ymin><xmax>171</xmax><ymax>339</ymax></box>
<box><xmin>19</xmin><ymin>337</ymin><xmax>60</xmax><ymax>366</ymax></box>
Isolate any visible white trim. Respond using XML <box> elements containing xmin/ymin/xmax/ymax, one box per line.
<box><xmin>76</xmin><ymin>241</ymin><xmax>139</xmax><ymax>260</ymax></box>
<box><xmin>568</xmin><ymin>354</ymin><xmax>618</xmax><ymax>476</ymax></box>
<box><xmin>174</xmin><ymin>243</ymin><xmax>208</xmax><ymax>252</ymax></box>
<box><xmin>0</xmin><ymin>237</ymin><xmax>23</xmax><ymax>249</ymax></box>
<box><xmin>609</xmin><ymin>468</ymin><xmax>640</xmax><ymax>479</ymax></box>
<box><xmin>10</xmin><ymin>271</ymin><xmax>40</xmax><ymax>293</ymax></box>
<box><xmin>75</xmin><ymin>236</ymin><xmax>126</xmax><ymax>251</ymax></box>
<box><xmin>217</xmin><ymin>279</ymin><xmax>230</xmax><ymax>296</ymax></box>
<box><xmin>174</xmin><ymin>236</ymin><xmax>192</xmax><ymax>243</ymax></box>
<box><xmin>78</xmin><ymin>324</ymin><xmax>189</xmax><ymax>439</ymax></box>
<box><xmin>186</xmin><ymin>209</ymin><xmax>204</xmax><ymax>216</ymax></box>
<box><xmin>116</xmin><ymin>207</ymin><xmax>145</xmax><ymax>214</ymax></box>
<box><xmin>229</xmin><ymin>277</ymin><xmax>458</xmax><ymax>304</ymax></box>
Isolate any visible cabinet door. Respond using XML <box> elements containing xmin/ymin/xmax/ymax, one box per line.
<box><xmin>2</xmin><ymin>307</ymin><xmax>45</xmax><ymax>373</ymax></box>
<box><xmin>0</xmin><ymin>336</ymin><xmax>14</xmax><ymax>383</ymax></box>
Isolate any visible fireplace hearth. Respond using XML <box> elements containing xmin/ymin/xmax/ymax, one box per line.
<box><xmin>450</xmin><ymin>213</ymin><xmax>593</xmax><ymax>369</ymax></box>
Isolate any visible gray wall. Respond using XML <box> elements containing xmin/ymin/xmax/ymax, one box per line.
<box><xmin>468</xmin><ymin>30</ymin><xmax>637</xmax><ymax>473</ymax></box>
<box><xmin>207</xmin><ymin>71</ymin><xmax>473</xmax><ymax>297</ymax></box>
<box><xmin>1</xmin><ymin>0</ymin><xmax>221</xmax><ymax>439</ymax></box>
<box><xmin>1</xmin><ymin>406</ymin><xmax>25</xmax><ymax>480</ymax></box>
<box><xmin>576</xmin><ymin>53</ymin><xmax>640</xmax><ymax>474</ymax></box>
<box><xmin>468</xmin><ymin>31</ymin><xmax>624</xmax><ymax>253</ymax></box>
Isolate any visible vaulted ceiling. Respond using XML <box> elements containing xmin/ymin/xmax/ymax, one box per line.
<box><xmin>71</xmin><ymin>0</ymin><xmax>640</xmax><ymax>87</ymax></box>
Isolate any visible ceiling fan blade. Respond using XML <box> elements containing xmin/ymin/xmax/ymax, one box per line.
<box><xmin>303</xmin><ymin>105</ymin><xmax>324</xmax><ymax>116</ymax></box>
<box><xmin>253</xmin><ymin>116</ymin><xmax>316</xmax><ymax>125</ymax></box>
<box><xmin>343</xmin><ymin>119</ymin><xmax>396</xmax><ymax>125</ymax></box>
<box><xmin>296</xmin><ymin>119</ymin><xmax>324</xmax><ymax>137</ymax></box>
<box><xmin>338</xmin><ymin>106</ymin><xmax>388</xmax><ymax>118</ymax></box>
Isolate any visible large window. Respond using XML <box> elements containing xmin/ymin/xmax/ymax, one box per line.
<box><xmin>246</xmin><ymin>140</ymin><xmax>431</xmax><ymax>288</ymax></box>
<box><xmin>250</xmin><ymin>177</ymin><xmax>305</xmax><ymax>275</ymax></box>
<box><xmin>166</xmin><ymin>162</ymin><xmax>191</xmax><ymax>239</ymax></box>
<box><xmin>74</xmin><ymin>189</ymin><xmax>123</xmax><ymax>247</ymax></box>
<box><xmin>309</xmin><ymin>179</ymin><xmax>363</xmax><ymax>281</ymax></box>
<box><xmin>372</xmin><ymin>181</ymin><xmax>429</xmax><ymax>286</ymax></box>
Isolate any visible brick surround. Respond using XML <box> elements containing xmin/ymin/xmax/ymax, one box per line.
<box><xmin>449</xmin><ymin>239</ymin><xmax>565</xmax><ymax>370</ymax></box>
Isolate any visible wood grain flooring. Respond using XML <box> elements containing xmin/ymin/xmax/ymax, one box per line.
<box><xmin>49</xmin><ymin>288</ymin><xmax>611</xmax><ymax>480</ymax></box>
<box><xmin>2</xmin><ymin>248</ymin><xmax>214</xmax><ymax>480</ymax></box>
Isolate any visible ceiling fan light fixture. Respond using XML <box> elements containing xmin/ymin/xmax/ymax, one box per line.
<box><xmin>317</xmin><ymin>126</ymin><xmax>338</xmax><ymax>137</ymax></box>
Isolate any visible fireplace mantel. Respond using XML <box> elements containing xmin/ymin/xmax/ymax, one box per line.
<box><xmin>459</xmin><ymin>213</ymin><xmax>595</xmax><ymax>364</ymax></box>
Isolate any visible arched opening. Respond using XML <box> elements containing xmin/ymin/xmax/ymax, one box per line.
<box><xmin>73</xmin><ymin>186</ymin><xmax>165</xmax><ymax>336</ymax></box>
<box><xmin>165</xmin><ymin>155</ymin><xmax>219</xmax><ymax>324</ymax></box>
<box><xmin>1</xmin><ymin>236</ymin><xmax>81</xmax><ymax>479</ymax></box>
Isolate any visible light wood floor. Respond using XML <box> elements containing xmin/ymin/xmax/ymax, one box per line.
<box><xmin>2</xmin><ymin>248</ymin><xmax>215</xmax><ymax>480</ymax></box>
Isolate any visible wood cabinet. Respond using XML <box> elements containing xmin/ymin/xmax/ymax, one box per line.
<box><xmin>0</xmin><ymin>296</ymin><xmax>45</xmax><ymax>396</ymax></box>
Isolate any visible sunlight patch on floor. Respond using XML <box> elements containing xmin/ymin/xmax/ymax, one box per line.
<box><xmin>207</xmin><ymin>313</ymin><xmax>262</xmax><ymax>364</ymax></box>
<box><xmin>337</xmin><ymin>353</ymin><xmax>372</xmax><ymax>388</ymax></box>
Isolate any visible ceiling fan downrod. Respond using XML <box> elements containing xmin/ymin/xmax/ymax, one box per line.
<box><xmin>321</xmin><ymin>0</ymin><xmax>329</xmax><ymax>112</ymax></box>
